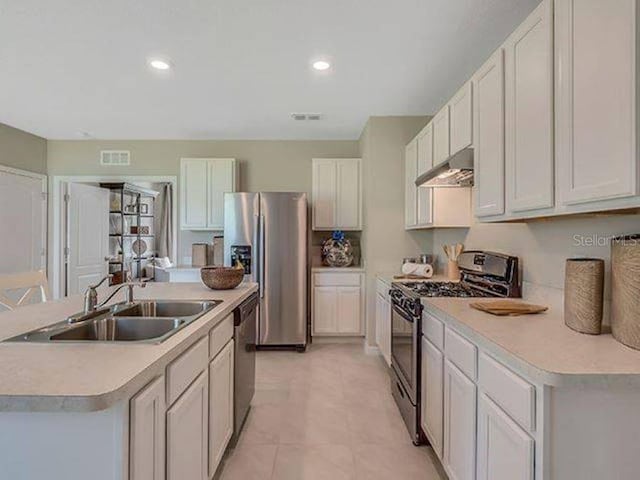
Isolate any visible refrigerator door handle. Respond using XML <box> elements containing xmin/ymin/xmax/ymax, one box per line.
<box><xmin>253</xmin><ymin>214</ymin><xmax>260</xmax><ymax>283</ymax></box>
<box><xmin>259</xmin><ymin>214</ymin><xmax>266</xmax><ymax>298</ymax></box>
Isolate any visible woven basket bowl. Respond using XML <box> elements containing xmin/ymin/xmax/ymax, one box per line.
<box><xmin>200</xmin><ymin>266</ymin><xmax>244</xmax><ymax>290</ymax></box>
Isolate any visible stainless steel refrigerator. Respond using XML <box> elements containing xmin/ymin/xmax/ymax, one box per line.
<box><xmin>223</xmin><ymin>192</ymin><xmax>307</xmax><ymax>349</ymax></box>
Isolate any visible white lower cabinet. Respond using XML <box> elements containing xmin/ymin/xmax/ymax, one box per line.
<box><xmin>209</xmin><ymin>339</ymin><xmax>235</xmax><ymax>477</ymax></box>
<box><xmin>422</xmin><ymin>319</ymin><xmax>538</xmax><ymax>480</ymax></box>
<box><xmin>443</xmin><ymin>359</ymin><xmax>477</xmax><ymax>480</ymax></box>
<box><xmin>477</xmin><ymin>393</ymin><xmax>534</xmax><ymax>480</ymax></box>
<box><xmin>130</xmin><ymin>376</ymin><xmax>166</xmax><ymax>480</ymax></box>
<box><xmin>312</xmin><ymin>272</ymin><xmax>364</xmax><ymax>336</ymax></box>
<box><xmin>167</xmin><ymin>371</ymin><xmax>209</xmax><ymax>480</ymax></box>
<box><xmin>421</xmin><ymin>336</ymin><xmax>444</xmax><ymax>459</ymax></box>
<box><xmin>337</xmin><ymin>286</ymin><xmax>361</xmax><ymax>334</ymax></box>
<box><xmin>375</xmin><ymin>288</ymin><xmax>391</xmax><ymax>366</ymax></box>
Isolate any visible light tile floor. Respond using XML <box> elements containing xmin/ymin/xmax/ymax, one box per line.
<box><xmin>218</xmin><ymin>344</ymin><xmax>447</xmax><ymax>480</ymax></box>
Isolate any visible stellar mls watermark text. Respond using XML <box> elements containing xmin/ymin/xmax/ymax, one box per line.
<box><xmin>572</xmin><ymin>234</ymin><xmax>639</xmax><ymax>247</ymax></box>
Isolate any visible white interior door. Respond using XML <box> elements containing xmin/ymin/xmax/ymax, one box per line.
<box><xmin>0</xmin><ymin>169</ymin><xmax>46</xmax><ymax>274</ymax></box>
<box><xmin>66</xmin><ymin>183</ymin><xmax>109</xmax><ymax>295</ymax></box>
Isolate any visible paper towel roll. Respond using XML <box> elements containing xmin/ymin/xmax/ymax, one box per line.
<box><xmin>401</xmin><ymin>262</ymin><xmax>433</xmax><ymax>278</ymax></box>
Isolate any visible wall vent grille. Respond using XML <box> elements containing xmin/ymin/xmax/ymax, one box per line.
<box><xmin>100</xmin><ymin>150</ymin><xmax>130</xmax><ymax>166</ymax></box>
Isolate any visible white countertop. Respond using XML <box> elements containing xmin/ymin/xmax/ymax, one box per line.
<box><xmin>423</xmin><ymin>291</ymin><xmax>640</xmax><ymax>387</ymax></box>
<box><xmin>0</xmin><ymin>282</ymin><xmax>258</xmax><ymax>412</ymax></box>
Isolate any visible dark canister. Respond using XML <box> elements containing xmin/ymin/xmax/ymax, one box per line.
<box><xmin>611</xmin><ymin>234</ymin><xmax>640</xmax><ymax>350</ymax></box>
<box><xmin>564</xmin><ymin>258</ymin><xmax>604</xmax><ymax>335</ymax></box>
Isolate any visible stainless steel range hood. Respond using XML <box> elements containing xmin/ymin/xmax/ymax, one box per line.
<box><xmin>415</xmin><ymin>147</ymin><xmax>474</xmax><ymax>187</ymax></box>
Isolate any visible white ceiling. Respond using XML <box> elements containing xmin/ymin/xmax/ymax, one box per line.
<box><xmin>0</xmin><ymin>0</ymin><xmax>540</xmax><ymax>140</ymax></box>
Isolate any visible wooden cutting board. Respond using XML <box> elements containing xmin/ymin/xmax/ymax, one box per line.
<box><xmin>470</xmin><ymin>300</ymin><xmax>548</xmax><ymax>316</ymax></box>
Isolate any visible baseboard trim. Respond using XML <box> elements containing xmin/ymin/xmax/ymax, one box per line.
<box><xmin>364</xmin><ymin>344</ymin><xmax>381</xmax><ymax>356</ymax></box>
<box><xmin>311</xmin><ymin>336</ymin><xmax>364</xmax><ymax>344</ymax></box>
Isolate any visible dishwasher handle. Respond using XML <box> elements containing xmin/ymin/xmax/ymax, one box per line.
<box><xmin>235</xmin><ymin>292</ymin><xmax>259</xmax><ymax>326</ymax></box>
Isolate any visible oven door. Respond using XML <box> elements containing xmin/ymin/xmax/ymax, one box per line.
<box><xmin>390</xmin><ymin>300</ymin><xmax>419</xmax><ymax>404</ymax></box>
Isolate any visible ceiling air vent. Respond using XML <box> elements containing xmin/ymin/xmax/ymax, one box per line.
<box><xmin>291</xmin><ymin>113</ymin><xmax>323</xmax><ymax>121</ymax></box>
<box><xmin>100</xmin><ymin>150</ymin><xmax>130</xmax><ymax>166</ymax></box>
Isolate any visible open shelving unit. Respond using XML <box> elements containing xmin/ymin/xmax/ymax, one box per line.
<box><xmin>101</xmin><ymin>182</ymin><xmax>159</xmax><ymax>286</ymax></box>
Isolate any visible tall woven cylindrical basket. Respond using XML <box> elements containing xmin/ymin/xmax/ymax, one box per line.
<box><xmin>564</xmin><ymin>258</ymin><xmax>604</xmax><ymax>334</ymax></box>
<box><xmin>611</xmin><ymin>234</ymin><xmax>640</xmax><ymax>350</ymax></box>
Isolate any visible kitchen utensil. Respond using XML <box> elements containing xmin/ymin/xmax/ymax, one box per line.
<box><xmin>443</xmin><ymin>243</ymin><xmax>464</xmax><ymax>281</ymax></box>
<box><xmin>564</xmin><ymin>258</ymin><xmax>604</xmax><ymax>335</ymax></box>
<box><xmin>132</xmin><ymin>239</ymin><xmax>147</xmax><ymax>256</ymax></box>
<box><xmin>470</xmin><ymin>300</ymin><xmax>548</xmax><ymax>316</ymax></box>
<box><xmin>200</xmin><ymin>266</ymin><xmax>244</xmax><ymax>290</ymax></box>
<box><xmin>611</xmin><ymin>234</ymin><xmax>640</xmax><ymax>350</ymax></box>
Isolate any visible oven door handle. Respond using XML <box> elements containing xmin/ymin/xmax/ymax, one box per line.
<box><xmin>392</xmin><ymin>303</ymin><xmax>416</xmax><ymax>323</ymax></box>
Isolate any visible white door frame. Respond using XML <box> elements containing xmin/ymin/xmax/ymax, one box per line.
<box><xmin>0</xmin><ymin>164</ymin><xmax>48</xmax><ymax>272</ymax></box>
<box><xmin>50</xmin><ymin>175</ymin><xmax>178</xmax><ymax>298</ymax></box>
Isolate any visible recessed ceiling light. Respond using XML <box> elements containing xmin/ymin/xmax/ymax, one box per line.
<box><xmin>312</xmin><ymin>60</ymin><xmax>331</xmax><ymax>71</ymax></box>
<box><xmin>149</xmin><ymin>59</ymin><xmax>171</xmax><ymax>71</ymax></box>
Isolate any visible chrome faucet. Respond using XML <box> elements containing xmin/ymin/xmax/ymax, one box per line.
<box><xmin>83</xmin><ymin>276</ymin><xmax>146</xmax><ymax>314</ymax></box>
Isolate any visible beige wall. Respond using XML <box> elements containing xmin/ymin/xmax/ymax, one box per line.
<box><xmin>0</xmin><ymin>123</ymin><xmax>47</xmax><ymax>174</ymax></box>
<box><xmin>428</xmin><ymin>212</ymin><xmax>640</xmax><ymax>299</ymax></box>
<box><xmin>360</xmin><ymin>116</ymin><xmax>432</xmax><ymax>347</ymax></box>
<box><xmin>47</xmin><ymin>139</ymin><xmax>359</xmax><ymax>261</ymax></box>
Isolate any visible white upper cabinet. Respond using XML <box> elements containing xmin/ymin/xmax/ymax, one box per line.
<box><xmin>180</xmin><ymin>158</ymin><xmax>237</xmax><ymax>231</ymax></box>
<box><xmin>312</xmin><ymin>159</ymin><xmax>337</xmax><ymax>228</ymax></box>
<box><xmin>449</xmin><ymin>82</ymin><xmax>473</xmax><ymax>154</ymax></box>
<box><xmin>180</xmin><ymin>159</ymin><xmax>209</xmax><ymax>229</ymax></box>
<box><xmin>473</xmin><ymin>49</ymin><xmax>506</xmax><ymax>218</ymax></box>
<box><xmin>555</xmin><ymin>0</ymin><xmax>638</xmax><ymax>206</ymax></box>
<box><xmin>504</xmin><ymin>0</ymin><xmax>554</xmax><ymax>213</ymax></box>
<box><xmin>405</xmin><ymin>140</ymin><xmax>418</xmax><ymax>228</ymax></box>
<box><xmin>416</xmin><ymin>124</ymin><xmax>434</xmax><ymax>226</ymax></box>
<box><xmin>207</xmin><ymin>159</ymin><xmax>236</xmax><ymax>230</ymax></box>
<box><xmin>312</xmin><ymin>158</ymin><xmax>362</xmax><ymax>231</ymax></box>
<box><xmin>417</xmin><ymin>122</ymin><xmax>434</xmax><ymax>175</ymax></box>
<box><xmin>433</xmin><ymin>106</ymin><xmax>451</xmax><ymax>165</ymax></box>
<box><xmin>405</xmin><ymin>129</ymin><xmax>472</xmax><ymax>230</ymax></box>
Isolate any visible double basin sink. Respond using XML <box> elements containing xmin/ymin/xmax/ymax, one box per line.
<box><xmin>7</xmin><ymin>300</ymin><xmax>221</xmax><ymax>344</ymax></box>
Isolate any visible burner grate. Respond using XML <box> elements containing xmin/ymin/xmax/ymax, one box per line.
<box><xmin>401</xmin><ymin>281</ymin><xmax>494</xmax><ymax>298</ymax></box>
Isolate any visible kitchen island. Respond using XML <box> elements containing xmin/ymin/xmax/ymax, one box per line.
<box><xmin>0</xmin><ymin>282</ymin><xmax>258</xmax><ymax>480</ymax></box>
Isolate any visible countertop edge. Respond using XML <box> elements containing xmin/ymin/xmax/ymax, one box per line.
<box><xmin>422</xmin><ymin>299</ymin><xmax>640</xmax><ymax>388</ymax></box>
<box><xmin>0</xmin><ymin>284</ymin><xmax>258</xmax><ymax>412</ymax></box>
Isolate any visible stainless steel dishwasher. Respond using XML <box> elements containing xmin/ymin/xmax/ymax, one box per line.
<box><xmin>233</xmin><ymin>292</ymin><xmax>258</xmax><ymax>441</ymax></box>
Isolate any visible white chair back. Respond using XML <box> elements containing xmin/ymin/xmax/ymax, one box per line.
<box><xmin>0</xmin><ymin>270</ymin><xmax>51</xmax><ymax>310</ymax></box>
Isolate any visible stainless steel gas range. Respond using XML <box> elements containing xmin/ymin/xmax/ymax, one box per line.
<box><xmin>389</xmin><ymin>250</ymin><xmax>521</xmax><ymax>445</ymax></box>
